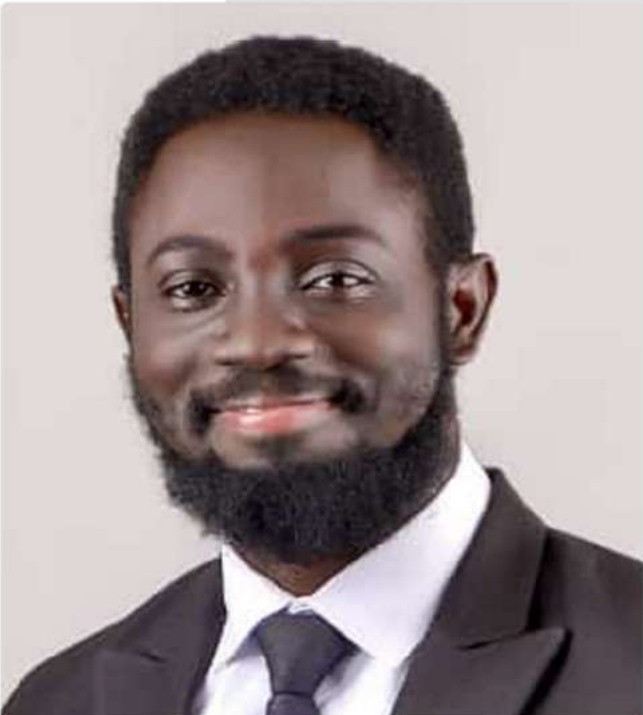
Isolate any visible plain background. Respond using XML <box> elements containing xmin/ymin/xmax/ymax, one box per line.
<box><xmin>2</xmin><ymin>1</ymin><xmax>641</xmax><ymax>698</ymax></box>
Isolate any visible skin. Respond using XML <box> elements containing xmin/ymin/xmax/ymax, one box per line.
<box><xmin>113</xmin><ymin>113</ymin><xmax>497</xmax><ymax>595</ymax></box>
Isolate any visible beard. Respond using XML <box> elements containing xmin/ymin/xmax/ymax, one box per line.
<box><xmin>127</xmin><ymin>328</ymin><xmax>459</xmax><ymax>566</ymax></box>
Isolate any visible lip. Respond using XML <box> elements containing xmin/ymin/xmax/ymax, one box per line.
<box><xmin>216</xmin><ymin>396</ymin><xmax>335</xmax><ymax>435</ymax></box>
<box><xmin>217</xmin><ymin>393</ymin><xmax>331</xmax><ymax>412</ymax></box>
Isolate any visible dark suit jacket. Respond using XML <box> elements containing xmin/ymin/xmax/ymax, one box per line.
<box><xmin>4</xmin><ymin>471</ymin><xmax>641</xmax><ymax>715</ymax></box>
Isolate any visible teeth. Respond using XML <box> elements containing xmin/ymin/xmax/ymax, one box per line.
<box><xmin>229</xmin><ymin>400</ymin><xmax>324</xmax><ymax>413</ymax></box>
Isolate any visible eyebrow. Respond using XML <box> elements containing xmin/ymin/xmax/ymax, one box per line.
<box><xmin>145</xmin><ymin>234</ymin><xmax>232</xmax><ymax>267</ymax></box>
<box><xmin>145</xmin><ymin>222</ymin><xmax>387</xmax><ymax>267</ymax></box>
<box><xmin>284</xmin><ymin>223</ymin><xmax>387</xmax><ymax>247</ymax></box>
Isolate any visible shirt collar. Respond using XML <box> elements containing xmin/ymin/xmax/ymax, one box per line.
<box><xmin>213</xmin><ymin>440</ymin><xmax>490</xmax><ymax>671</ymax></box>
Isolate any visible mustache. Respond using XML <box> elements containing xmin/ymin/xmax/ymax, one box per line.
<box><xmin>187</xmin><ymin>365</ymin><xmax>368</xmax><ymax>436</ymax></box>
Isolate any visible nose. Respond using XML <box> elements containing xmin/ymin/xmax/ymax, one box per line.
<box><xmin>211</xmin><ymin>292</ymin><xmax>316</xmax><ymax>370</ymax></box>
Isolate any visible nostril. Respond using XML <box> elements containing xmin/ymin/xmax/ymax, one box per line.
<box><xmin>208</xmin><ymin>299</ymin><xmax>317</xmax><ymax>370</ymax></box>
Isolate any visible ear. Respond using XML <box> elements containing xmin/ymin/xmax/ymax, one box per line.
<box><xmin>446</xmin><ymin>254</ymin><xmax>498</xmax><ymax>366</ymax></box>
<box><xmin>112</xmin><ymin>285</ymin><xmax>132</xmax><ymax>343</ymax></box>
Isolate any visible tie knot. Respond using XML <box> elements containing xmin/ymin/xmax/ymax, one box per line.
<box><xmin>255</xmin><ymin>611</ymin><xmax>354</xmax><ymax>700</ymax></box>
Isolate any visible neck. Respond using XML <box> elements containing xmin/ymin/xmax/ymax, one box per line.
<box><xmin>233</xmin><ymin>548</ymin><xmax>353</xmax><ymax>596</ymax></box>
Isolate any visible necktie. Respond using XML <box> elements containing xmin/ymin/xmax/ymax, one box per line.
<box><xmin>255</xmin><ymin>611</ymin><xmax>355</xmax><ymax>715</ymax></box>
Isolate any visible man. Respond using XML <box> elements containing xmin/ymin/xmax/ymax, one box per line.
<box><xmin>4</xmin><ymin>35</ymin><xmax>641</xmax><ymax>715</ymax></box>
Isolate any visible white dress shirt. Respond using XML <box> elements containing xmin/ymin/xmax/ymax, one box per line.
<box><xmin>195</xmin><ymin>441</ymin><xmax>490</xmax><ymax>715</ymax></box>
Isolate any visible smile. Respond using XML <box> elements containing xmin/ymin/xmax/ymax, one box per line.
<box><xmin>216</xmin><ymin>399</ymin><xmax>335</xmax><ymax>436</ymax></box>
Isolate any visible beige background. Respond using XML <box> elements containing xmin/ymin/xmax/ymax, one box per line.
<box><xmin>2</xmin><ymin>2</ymin><xmax>641</xmax><ymax>698</ymax></box>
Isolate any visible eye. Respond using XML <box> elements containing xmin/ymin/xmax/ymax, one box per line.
<box><xmin>163</xmin><ymin>277</ymin><xmax>225</xmax><ymax>310</ymax></box>
<box><xmin>299</xmin><ymin>264</ymin><xmax>376</xmax><ymax>299</ymax></box>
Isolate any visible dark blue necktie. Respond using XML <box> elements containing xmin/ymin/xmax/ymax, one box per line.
<box><xmin>255</xmin><ymin>611</ymin><xmax>355</xmax><ymax>715</ymax></box>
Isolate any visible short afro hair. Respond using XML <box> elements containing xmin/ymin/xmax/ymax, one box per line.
<box><xmin>112</xmin><ymin>35</ymin><xmax>474</xmax><ymax>291</ymax></box>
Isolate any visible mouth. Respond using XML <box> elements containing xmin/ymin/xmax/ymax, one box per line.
<box><xmin>214</xmin><ymin>395</ymin><xmax>337</xmax><ymax>436</ymax></box>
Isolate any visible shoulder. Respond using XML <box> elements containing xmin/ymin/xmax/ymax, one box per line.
<box><xmin>536</xmin><ymin>527</ymin><xmax>641</xmax><ymax>627</ymax></box>
<box><xmin>2</xmin><ymin>560</ymin><xmax>222</xmax><ymax>715</ymax></box>
<box><xmin>485</xmin><ymin>469</ymin><xmax>641</xmax><ymax>629</ymax></box>
<box><xmin>481</xmin><ymin>471</ymin><xmax>641</xmax><ymax>712</ymax></box>
<box><xmin>532</xmin><ymin>527</ymin><xmax>642</xmax><ymax>706</ymax></box>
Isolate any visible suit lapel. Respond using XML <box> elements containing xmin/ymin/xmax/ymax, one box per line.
<box><xmin>393</xmin><ymin>471</ymin><xmax>568</xmax><ymax>715</ymax></box>
<box><xmin>94</xmin><ymin>649</ymin><xmax>178</xmax><ymax>715</ymax></box>
<box><xmin>392</xmin><ymin>627</ymin><xmax>565</xmax><ymax>715</ymax></box>
<box><xmin>93</xmin><ymin>561</ymin><xmax>226</xmax><ymax>715</ymax></box>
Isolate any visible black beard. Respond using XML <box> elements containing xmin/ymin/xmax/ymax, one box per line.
<box><xmin>127</xmin><ymin>358</ymin><xmax>459</xmax><ymax>566</ymax></box>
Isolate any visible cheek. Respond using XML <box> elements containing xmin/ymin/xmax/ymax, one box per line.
<box><xmin>376</xmin><ymin>324</ymin><xmax>440</xmax><ymax>415</ymax></box>
<box><xmin>313</xmin><ymin>301</ymin><xmax>440</xmax><ymax>427</ymax></box>
<box><xmin>314</xmin><ymin>299</ymin><xmax>437</xmax><ymax>376</ymax></box>
<box><xmin>131</xmin><ymin>316</ymin><xmax>197</xmax><ymax>402</ymax></box>
<box><xmin>349</xmin><ymin>298</ymin><xmax>442</xmax><ymax>422</ymax></box>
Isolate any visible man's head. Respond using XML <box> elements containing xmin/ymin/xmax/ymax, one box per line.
<box><xmin>112</xmin><ymin>36</ymin><xmax>497</xmax><ymax>565</ymax></box>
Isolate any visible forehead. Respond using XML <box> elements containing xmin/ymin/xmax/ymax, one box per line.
<box><xmin>129</xmin><ymin>113</ymin><xmax>425</xmax><ymax>258</ymax></box>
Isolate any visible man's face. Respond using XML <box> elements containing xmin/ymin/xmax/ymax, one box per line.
<box><xmin>117</xmin><ymin>113</ymin><xmax>462</xmax><ymax>562</ymax></box>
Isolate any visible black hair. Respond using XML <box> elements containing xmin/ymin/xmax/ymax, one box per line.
<box><xmin>112</xmin><ymin>35</ymin><xmax>474</xmax><ymax>291</ymax></box>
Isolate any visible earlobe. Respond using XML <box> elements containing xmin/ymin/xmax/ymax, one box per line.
<box><xmin>112</xmin><ymin>286</ymin><xmax>132</xmax><ymax>342</ymax></box>
<box><xmin>447</xmin><ymin>254</ymin><xmax>498</xmax><ymax>365</ymax></box>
